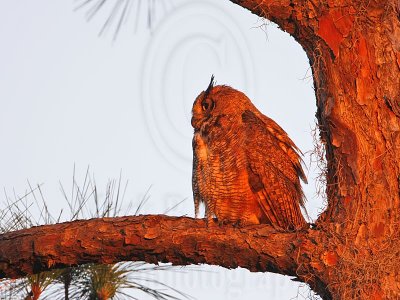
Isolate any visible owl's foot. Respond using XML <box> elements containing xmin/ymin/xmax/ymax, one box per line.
<box><xmin>207</xmin><ymin>219</ymin><xmax>256</xmax><ymax>228</ymax></box>
<box><xmin>232</xmin><ymin>220</ymin><xmax>248</xmax><ymax>228</ymax></box>
<box><xmin>217</xmin><ymin>219</ymin><xmax>231</xmax><ymax>227</ymax></box>
<box><xmin>205</xmin><ymin>217</ymin><xmax>232</xmax><ymax>228</ymax></box>
<box><xmin>232</xmin><ymin>216</ymin><xmax>261</xmax><ymax>227</ymax></box>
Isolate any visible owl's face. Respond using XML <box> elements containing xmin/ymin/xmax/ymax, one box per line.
<box><xmin>191</xmin><ymin>77</ymin><xmax>253</xmax><ymax>131</ymax></box>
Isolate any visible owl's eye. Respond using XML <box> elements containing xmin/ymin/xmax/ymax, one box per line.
<box><xmin>201</xmin><ymin>98</ymin><xmax>215</xmax><ymax>111</ymax></box>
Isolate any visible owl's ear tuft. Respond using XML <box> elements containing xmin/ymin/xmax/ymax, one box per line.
<box><xmin>204</xmin><ymin>75</ymin><xmax>215</xmax><ymax>99</ymax></box>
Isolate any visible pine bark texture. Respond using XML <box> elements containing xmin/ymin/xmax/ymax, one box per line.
<box><xmin>1</xmin><ymin>0</ymin><xmax>400</xmax><ymax>299</ymax></box>
<box><xmin>228</xmin><ymin>0</ymin><xmax>400</xmax><ymax>298</ymax></box>
<box><xmin>0</xmin><ymin>215</ymin><xmax>327</xmax><ymax>297</ymax></box>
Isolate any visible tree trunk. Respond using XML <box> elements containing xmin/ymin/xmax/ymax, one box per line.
<box><xmin>230</xmin><ymin>0</ymin><xmax>400</xmax><ymax>298</ymax></box>
<box><xmin>1</xmin><ymin>0</ymin><xmax>400</xmax><ymax>299</ymax></box>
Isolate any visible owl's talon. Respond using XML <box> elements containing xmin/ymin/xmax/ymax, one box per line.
<box><xmin>217</xmin><ymin>220</ymin><xmax>225</xmax><ymax>227</ymax></box>
<box><xmin>232</xmin><ymin>220</ymin><xmax>242</xmax><ymax>228</ymax></box>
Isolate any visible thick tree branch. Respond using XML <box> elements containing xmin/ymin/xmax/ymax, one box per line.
<box><xmin>0</xmin><ymin>215</ymin><xmax>331</xmax><ymax>298</ymax></box>
<box><xmin>230</xmin><ymin>0</ymin><xmax>294</xmax><ymax>21</ymax></box>
<box><xmin>229</xmin><ymin>0</ymin><xmax>321</xmax><ymax>39</ymax></box>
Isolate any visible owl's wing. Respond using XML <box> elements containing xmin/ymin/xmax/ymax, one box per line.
<box><xmin>256</xmin><ymin>111</ymin><xmax>308</xmax><ymax>185</ymax></box>
<box><xmin>241</xmin><ymin>110</ymin><xmax>307</xmax><ymax>229</ymax></box>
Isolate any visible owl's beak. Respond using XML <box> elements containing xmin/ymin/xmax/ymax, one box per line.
<box><xmin>191</xmin><ymin>96</ymin><xmax>204</xmax><ymax>130</ymax></box>
<box><xmin>191</xmin><ymin>116</ymin><xmax>200</xmax><ymax>129</ymax></box>
<box><xmin>191</xmin><ymin>104</ymin><xmax>202</xmax><ymax>129</ymax></box>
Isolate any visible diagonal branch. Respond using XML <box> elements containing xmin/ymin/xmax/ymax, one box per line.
<box><xmin>230</xmin><ymin>0</ymin><xmax>293</xmax><ymax>21</ymax></box>
<box><xmin>0</xmin><ymin>215</ymin><xmax>330</xmax><ymax>297</ymax></box>
<box><xmin>229</xmin><ymin>0</ymin><xmax>320</xmax><ymax>33</ymax></box>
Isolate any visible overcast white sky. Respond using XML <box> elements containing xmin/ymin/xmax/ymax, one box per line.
<box><xmin>0</xmin><ymin>0</ymin><xmax>323</xmax><ymax>299</ymax></box>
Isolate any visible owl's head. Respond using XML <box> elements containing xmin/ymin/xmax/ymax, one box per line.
<box><xmin>191</xmin><ymin>75</ymin><xmax>254</xmax><ymax>130</ymax></box>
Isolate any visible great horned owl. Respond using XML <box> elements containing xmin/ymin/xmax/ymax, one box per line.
<box><xmin>191</xmin><ymin>76</ymin><xmax>307</xmax><ymax>229</ymax></box>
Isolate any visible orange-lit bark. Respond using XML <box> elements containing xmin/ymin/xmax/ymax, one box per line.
<box><xmin>229</xmin><ymin>0</ymin><xmax>400</xmax><ymax>298</ymax></box>
<box><xmin>0</xmin><ymin>215</ymin><xmax>328</xmax><ymax>297</ymax></box>
<box><xmin>1</xmin><ymin>1</ymin><xmax>400</xmax><ymax>299</ymax></box>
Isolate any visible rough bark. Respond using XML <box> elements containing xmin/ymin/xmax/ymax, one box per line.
<box><xmin>1</xmin><ymin>0</ymin><xmax>400</xmax><ymax>299</ymax></box>
<box><xmin>0</xmin><ymin>215</ymin><xmax>331</xmax><ymax>298</ymax></box>
<box><xmin>228</xmin><ymin>0</ymin><xmax>400</xmax><ymax>298</ymax></box>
